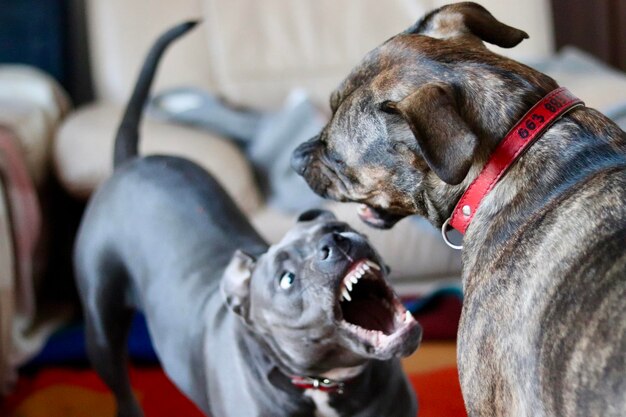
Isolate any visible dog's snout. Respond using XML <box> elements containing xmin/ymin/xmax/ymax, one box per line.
<box><xmin>318</xmin><ymin>232</ymin><xmax>352</xmax><ymax>261</ymax></box>
<box><xmin>291</xmin><ymin>136</ymin><xmax>320</xmax><ymax>175</ymax></box>
<box><xmin>291</xmin><ymin>145</ymin><xmax>312</xmax><ymax>175</ymax></box>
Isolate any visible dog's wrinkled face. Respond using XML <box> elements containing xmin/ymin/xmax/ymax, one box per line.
<box><xmin>221</xmin><ymin>209</ymin><xmax>421</xmax><ymax>375</ymax></box>
<box><xmin>292</xmin><ymin>2</ymin><xmax>557</xmax><ymax>229</ymax></box>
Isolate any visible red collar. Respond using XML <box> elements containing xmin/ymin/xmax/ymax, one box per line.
<box><xmin>290</xmin><ymin>375</ymin><xmax>348</xmax><ymax>394</ymax></box>
<box><xmin>442</xmin><ymin>87</ymin><xmax>584</xmax><ymax>248</ymax></box>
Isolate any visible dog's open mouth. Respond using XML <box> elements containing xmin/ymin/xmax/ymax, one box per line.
<box><xmin>357</xmin><ymin>205</ymin><xmax>404</xmax><ymax>229</ymax></box>
<box><xmin>336</xmin><ymin>259</ymin><xmax>421</xmax><ymax>357</ymax></box>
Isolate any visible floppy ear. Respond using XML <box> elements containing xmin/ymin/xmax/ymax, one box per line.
<box><xmin>220</xmin><ymin>250</ymin><xmax>256</xmax><ymax>319</ymax></box>
<box><xmin>297</xmin><ymin>209</ymin><xmax>336</xmax><ymax>223</ymax></box>
<box><xmin>391</xmin><ymin>82</ymin><xmax>478</xmax><ymax>185</ymax></box>
<box><xmin>406</xmin><ymin>2</ymin><xmax>528</xmax><ymax>48</ymax></box>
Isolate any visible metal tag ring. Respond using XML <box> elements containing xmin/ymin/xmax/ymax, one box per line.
<box><xmin>441</xmin><ymin>218</ymin><xmax>463</xmax><ymax>250</ymax></box>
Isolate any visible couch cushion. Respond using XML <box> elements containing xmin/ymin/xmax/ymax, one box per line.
<box><xmin>85</xmin><ymin>0</ymin><xmax>555</xmax><ymax>109</ymax></box>
<box><xmin>200</xmin><ymin>0</ymin><xmax>554</xmax><ymax>108</ymax></box>
<box><xmin>53</xmin><ymin>103</ymin><xmax>262</xmax><ymax>214</ymax></box>
<box><xmin>201</xmin><ymin>0</ymin><xmax>429</xmax><ymax>108</ymax></box>
<box><xmin>86</xmin><ymin>0</ymin><xmax>216</xmax><ymax>104</ymax></box>
<box><xmin>85</xmin><ymin>0</ymin><xmax>430</xmax><ymax>107</ymax></box>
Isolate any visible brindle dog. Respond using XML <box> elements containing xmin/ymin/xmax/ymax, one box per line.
<box><xmin>292</xmin><ymin>2</ymin><xmax>626</xmax><ymax>416</ymax></box>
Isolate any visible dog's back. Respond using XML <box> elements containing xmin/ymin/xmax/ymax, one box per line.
<box><xmin>459</xmin><ymin>109</ymin><xmax>626</xmax><ymax>417</ymax></box>
<box><xmin>75</xmin><ymin>18</ymin><xmax>267</xmax><ymax>302</ymax></box>
<box><xmin>74</xmin><ymin>22</ymin><xmax>267</xmax><ymax>416</ymax></box>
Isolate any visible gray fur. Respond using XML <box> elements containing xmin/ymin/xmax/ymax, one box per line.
<box><xmin>75</xmin><ymin>21</ymin><xmax>421</xmax><ymax>417</ymax></box>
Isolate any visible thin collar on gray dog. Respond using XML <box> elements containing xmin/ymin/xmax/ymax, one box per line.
<box><xmin>290</xmin><ymin>375</ymin><xmax>347</xmax><ymax>394</ymax></box>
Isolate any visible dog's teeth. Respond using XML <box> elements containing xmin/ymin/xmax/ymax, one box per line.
<box><xmin>345</xmin><ymin>281</ymin><xmax>353</xmax><ymax>291</ymax></box>
<box><xmin>350</xmin><ymin>276</ymin><xmax>359</xmax><ymax>284</ymax></box>
<box><xmin>362</xmin><ymin>264</ymin><xmax>370</xmax><ymax>271</ymax></box>
<box><xmin>405</xmin><ymin>311</ymin><xmax>413</xmax><ymax>323</ymax></box>
<box><xmin>366</xmin><ymin>261</ymin><xmax>381</xmax><ymax>271</ymax></box>
<box><xmin>342</xmin><ymin>289</ymin><xmax>352</xmax><ymax>302</ymax></box>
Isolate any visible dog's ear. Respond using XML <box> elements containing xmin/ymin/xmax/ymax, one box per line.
<box><xmin>392</xmin><ymin>82</ymin><xmax>478</xmax><ymax>185</ymax></box>
<box><xmin>406</xmin><ymin>2</ymin><xmax>528</xmax><ymax>48</ymax></box>
<box><xmin>221</xmin><ymin>250</ymin><xmax>256</xmax><ymax>319</ymax></box>
<box><xmin>297</xmin><ymin>209</ymin><xmax>336</xmax><ymax>223</ymax></box>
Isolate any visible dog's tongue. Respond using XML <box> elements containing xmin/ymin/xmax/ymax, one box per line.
<box><xmin>357</xmin><ymin>204</ymin><xmax>383</xmax><ymax>225</ymax></box>
<box><xmin>342</xmin><ymin>299</ymin><xmax>395</xmax><ymax>334</ymax></box>
<box><xmin>358</xmin><ymin>204</ymin><xmax>375</xmax><ymax>219</ymax></box>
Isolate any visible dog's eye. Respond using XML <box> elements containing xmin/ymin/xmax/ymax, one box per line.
<box><xmin>331</xmin><ymin>155</ymin><xmax>344</xmax><ymax>165</ymax></box>
<box><xmin>279</xmin><ymin>271</ymin><xmax>296</xmax><ymax>290</ymax></box>
<box><xmin>379</xmin><ymin>100</ymin><xmax>398</xmax><ymax>115</ymax></box>
<box><xmin>326</xmin><ymin>150</ymin><xmax>345</xmax><ymax>166</ymax></box>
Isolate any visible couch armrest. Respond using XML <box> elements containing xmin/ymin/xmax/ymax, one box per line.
<box><xmin>0</xmin><ymin>65</ymin><xmax>70</xmax><ymax>186</ymax></box>
<box><xmin>53</xmin><ymin>102</ymin><xmax>262</xmax><ymax>214</ymax></box>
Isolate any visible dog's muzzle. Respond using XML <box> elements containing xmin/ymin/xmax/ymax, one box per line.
<box><xmin>291</xmin><ymin>136</ymin><xmax>320</xmax><ymax>176</ymax></box>
<box><xmin>292</xmin><ymin>137</ymin><xmax>336</xmax><ymax>198</ymax></box>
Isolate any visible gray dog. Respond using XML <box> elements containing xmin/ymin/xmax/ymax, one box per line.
<box><xmin>292</xmin><ymin>3</ymin><xmax>626</xmax><ymax>416</ymax></box>
<box><xmin>74</xmin><ymin>21</ymin><xmax>421</xmax><ymax>417</ymax></box>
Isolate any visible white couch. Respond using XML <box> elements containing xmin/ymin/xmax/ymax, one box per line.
<box><xmin>53</xmin><ymin>0</ymin><xmax>556</xmax><ymax>285</ymax></box>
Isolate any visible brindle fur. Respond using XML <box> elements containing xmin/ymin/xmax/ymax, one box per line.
<box><xmin>292</xmin><ymin>3</ymin><xmax>626</xmax><ymax>416</ymax></box>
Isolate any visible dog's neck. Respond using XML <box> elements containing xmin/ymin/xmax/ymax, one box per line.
<box><xmin>449</xmin><ymin>88</ymin><xmax>584</xmax><ymax>235</ymax></box>
<box><xmin>418</xmin><ymin>69</ymin><xmax>559</xmax><ymax>228</ymax></box>
<box><xmin>237</xmin><ymin>325</ymin><xmax>404</xmax><ymax>415</ymax></box>
<box><xmin>462</xmin><ymin>107</ymin><xmax>626</xmax><ymax>275</ymax></box>
<box><xmin>238</xmin><ymin>326</ymin><xmax>367</xmax><ymax>402</ymax></box>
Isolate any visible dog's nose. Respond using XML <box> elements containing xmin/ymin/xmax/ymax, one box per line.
<box><xmin>291</xmin><ymin>136</ymin><xmax>320</xmax><ymax>175</ymax></box>
<box><xmin>318</xmin><ymin>232</ymin><xmax>352</xmax><ymax>261</ymax></box>
<box><xmin>291</xmin><ymin>145</ymin><xmax>312</xmax><ymax>175</ymax></box>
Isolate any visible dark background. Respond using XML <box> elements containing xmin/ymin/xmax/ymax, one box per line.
<box><xmin>551</xmin><ymin>0</ymin><xmax>626</xmax><ymax>72</ymax></box>
<box><xmin>0</xmin><ymin>0</ymin><xmax>93</xmax><ymax>105</ymax></box>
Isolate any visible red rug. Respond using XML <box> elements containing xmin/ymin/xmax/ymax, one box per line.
<box><xmin>1</xmin><ymin>366</ymin><xmax>466</xmax><ymax>417</ymax></box>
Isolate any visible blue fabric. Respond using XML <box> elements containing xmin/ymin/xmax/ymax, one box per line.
<box><xmin>25</xmin><ymin>313</ymin><xmax>159</xmax><ymax>367</ymax></box>
<box><xmin>0</xmin><ymin>0</ymin><xmax>67</xmax><ymax>84</ymax></box>
<box><xmin>403</xmin><ymin>286</ymin><xmax>463</xmax><ymax>314</ymax></box>
<box><xmin>147</xmin><ymin>88</ymin><xmax>326</xmax><ymax>212</ymax></box>
<box><xmin>24</xmin><ymin>291</ymin><xmax>455</xmax><ymax>367</ymax></box>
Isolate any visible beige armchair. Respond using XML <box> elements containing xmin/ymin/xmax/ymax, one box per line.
<box><xmin>53</xmin><ymin>0</ymin><xmax>555</xmax><ymax>285</ymax></box>
<box><xmin>0</xmin><ymin>64</ymin><xmax>70</xmax><ymax>392</ymax></box>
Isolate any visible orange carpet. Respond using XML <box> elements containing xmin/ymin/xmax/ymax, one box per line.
<box><xmin>1</xmin><ymin>343</ymin><xmax>466</xmax><ymax>417</ymax></box>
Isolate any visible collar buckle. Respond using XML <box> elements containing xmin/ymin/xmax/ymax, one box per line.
<box><xmin>291</xmin><ymin>376</ymin><xmax>346</xmax><ymax>394</ymax></box>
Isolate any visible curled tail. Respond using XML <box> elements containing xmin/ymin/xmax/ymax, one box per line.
<box><xmin>113</xmin><ymin>20</ymin><xmax>198</xmax><ymax>168</ymax></box>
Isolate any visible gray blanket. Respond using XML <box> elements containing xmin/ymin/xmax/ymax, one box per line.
<box><xmin>148</xmin><ymin>88</ymin><xmax>325</xmax><ymax>212</ymax></box>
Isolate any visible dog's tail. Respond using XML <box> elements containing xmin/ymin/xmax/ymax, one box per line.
<box><xmin>113</xmin><ymin>20</ymin><xmax>199</xmax><ymax>168</ymax></box>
